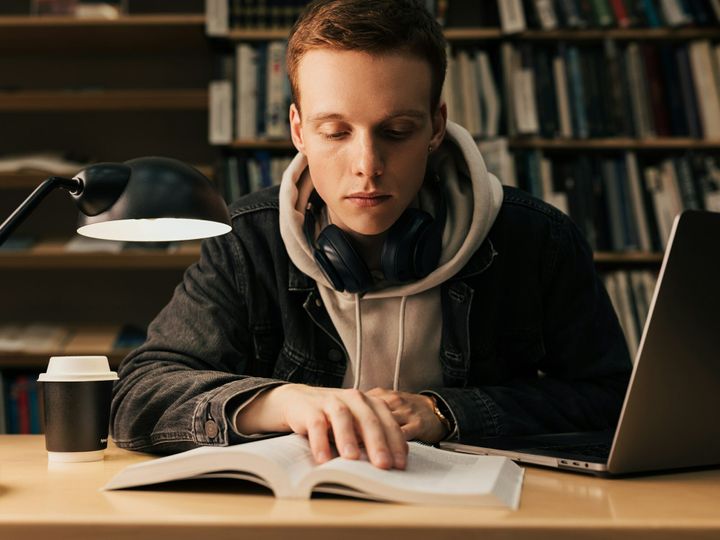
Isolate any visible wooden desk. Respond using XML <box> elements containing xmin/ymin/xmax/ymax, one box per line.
<box><xmin>1</xmin><ymin>436</ymin><xmax>719</xmax><ymax>539</ymax></box>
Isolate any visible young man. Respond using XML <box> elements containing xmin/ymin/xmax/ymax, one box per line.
<box><xmin>110</xmin><ymin>0</ymin><xmax>631</xmax><ymax>471</ymax></box>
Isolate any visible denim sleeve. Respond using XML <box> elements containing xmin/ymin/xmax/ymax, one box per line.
<box><xmin>110</xmin><ymin>232</ymin><xmax>287</xmax><ymax>454</ymax></box>
<box><xmin>428</xmin><ymin>214</ymin><xmax>632</xmax><ymax>440</ymax></box>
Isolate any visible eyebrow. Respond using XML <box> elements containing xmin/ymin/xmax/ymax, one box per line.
<box><xmin>307</xmin><ymin>110</ymin><xmax>427</xmax><ymax>123</ymax></box>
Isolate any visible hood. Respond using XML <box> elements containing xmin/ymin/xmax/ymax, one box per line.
<box><xmin>279</xmin><ymin>121</ymin><xmax>504</xmax><ymax>298</ymax></box>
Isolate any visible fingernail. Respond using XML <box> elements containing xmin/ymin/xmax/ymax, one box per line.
<box><xmin>316</xmin><ymin>450</ymin><xmax>328</xmax><ymax>462</ymax></box>
<box><xmin>375</xmin><ymin>450</ymin><xmax>391</xmax><ymax>468</ymax></box>
<box><xmin>343</xmin><ymin>444</ymin><xmax>358</xmax><ymax>458</ymax></box>
<box><xmin>394</xmin><ymin>453</ymin><xmax>406</xmax><ymax>469</ymax></box>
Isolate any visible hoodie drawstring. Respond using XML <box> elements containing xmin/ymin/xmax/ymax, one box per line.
<box><xmin>352</xmin><ymin>294</ymin><xmax>408</xmax><ymax>392</ymax></box>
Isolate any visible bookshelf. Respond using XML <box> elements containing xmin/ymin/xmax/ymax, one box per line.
<box><xmin>0</xmin><ymin>6</ymin><xmax>214</xmax><ymax>433</ymax></box>
<box><xmin>206</xmin><ymin>0</ymin><xmax>720</xmax><ymax>368</ymax></box>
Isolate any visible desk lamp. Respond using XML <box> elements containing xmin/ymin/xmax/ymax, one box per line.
<box><xmin>0</xmin><ymin>156</ymin><xmax>231</xmax><ymax>246</ymax></box>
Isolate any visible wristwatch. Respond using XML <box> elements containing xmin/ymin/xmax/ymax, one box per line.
<box><xmin>428</xmin><ymin>394</ymin><xmax>454</xmax><ymax>436</ymax></box>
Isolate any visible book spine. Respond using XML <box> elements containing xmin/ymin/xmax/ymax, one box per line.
<box><xmin>659</xmin><ymin>0</ymin><xmax>691</xmax><ymax>25</ymax></box>
<box><xmin>533</xmin><ymin>0</ymin><xmax>559</xmax><ymax>29</ymax></box>
<box><xmin>264</xmin><ymin>41</ymin><xmax>289</xmax><ymax>139</ymax></box>
<box><xmin>641</xmin><ymin>0</ymin><xmax>663</xmax><ymax>26</ymax></box>
<box><xmin>476</xmin><ymin>50</ymin><xmax>501</xmax><ymax>138</ymax></box>
<box><xmin>590</xmin><ymin>0</ymin><xmax>615</xmax><ymax>25</ymax></box>
<box><xmin>552</xmin><ymin>48</ymin><xmax>574</xmax><ymax>137</ymax></box>
<box><xmin>641</xmin><ymin>44</ymin><xmax>671</xmax><ymax>137</ymax></box>
<box><xmin>457</xmin><ymin>50</ymin><xmax>482</xmax><ymax>137</ymax></box>
<box><xmin>557</xmin><ymin>0</ymin><xmax>584</xmax><ymax>27</ymax></box>
<box><xmin>255</xmin><ymin>42</ymin><xmax>268</xmax><ymax>137</ymax></box>
<box><xmin>208</xmin><ymin>80</ymin><xmax>234</xmax><ymax>145</ymax></box>
<box><xmin>497</xmin><ymin>0</ymin><xmax>528</xmax><ymax>33</ymax></box>
<box><xmin>688</xmin><ymin>40</ymin><xmax>720</xmax><ymax>138</ymax></box>
<box><xmin>610</xmin><ymin>0</ymin><xmax>632</xmax><ymax>27</ymax></box>
<box><xmin>500</xmin><ymin>42</ymin><xmax>518</xmax><ymax>136</ymax></box>
<box><xmin>206</xmin><ymin>0</ymin><xmax>230</xmax><ymax>36</ymax></box>
<box><xmin>237</xmin><ymin>43</ymin><xmax>259</xmax><ymax>139</ymax></box>
<box><xmin>674</xmin><ymin>155</ymin><xmax>702</xmax><ymax>209</ymax></box>
<box><xmin>514</xmin><ymin>44</ymin><xmax>540</xmax><ymax>135</ymax></box>
<box><xmin>675</xmin><ymin>46</ymin><xmax>703</xmax><ymax>137</ymax></box>
<box><xmin>625</xmin><ymin>152</ymin><xmax>653</xmax><ymax>251</ymax></box>
<box><xmin>533</xmin><ymin>46</ymin><xmax>559</xmax><ymax>137</ymax></box>
<box><xmin>658</xmin><ymin>44</ymin><xmax>689</xmax><ymax>136</ymax></box>
<box><xmin>566</xmin><ymin>45</ymin><xmax>589</xmax><ymax>138</ymax></box>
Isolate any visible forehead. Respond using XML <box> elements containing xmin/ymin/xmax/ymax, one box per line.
<box><xmin>295</xmin><ymin>49</ymin><xmax>433</xmax><ymax>117</ymax></box>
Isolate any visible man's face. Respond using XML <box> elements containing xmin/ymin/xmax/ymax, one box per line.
<box><xmin>290</xmin><ymin>49</ymin><xmax>446</xmax><ymax>237</ymax></box>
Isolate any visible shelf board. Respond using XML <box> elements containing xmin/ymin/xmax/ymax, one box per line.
<box><xmin>225</xmin><ymin>137</ymin><xmax>720</xmax><ymax>151</ymax></box>
<box><xmin>229</xmin><ymin>139</ymin><xmax>296</xmax><ymax>150</ymax></box>
<box><xmin>594</xmin><ymin>252</ymin><xmax>663</xmax><ymax>264</ymax></box>
<box><xmin>0</xmin><ymin>248</ymin><xmax>202</xmax><ymax>270</ymax></box>
<box><xmin>222</xmin><ymin>26</ymin><xmax>720</xmax><ymax>42</ymax></box>
<box><xmin>0</xmin><ymin>165</ymin><xmax>214</xmax><ymax>190</ymax></box>
<box><xmin>508</xmin><ymin>137</ymin><xmax>720</xmax><ymax>150</ymax></box>
<box><xmin>0</xmin><ymin>14</ymin><xmax>205</xmax><ymax>27</ymax></box>
<box><xmin>0</xmin><ymin>351</ymin><xmax>126</xmax><ymax>370</ymax></box>
<box><xmin>0</xmin><ymin>89</ymin><xmax>208</xmax><ymax>112</ymax></box>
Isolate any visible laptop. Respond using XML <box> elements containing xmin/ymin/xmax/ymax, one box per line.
<box><xmin>440</xmin><ymin>210</ymin><xmax>720</xmax><ymax>476</ymax></box>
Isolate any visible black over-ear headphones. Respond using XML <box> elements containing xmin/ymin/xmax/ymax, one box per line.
<box><xmin>303</xmin><ymin>176</ymin><xmax>446</xmax><ymax>294</ymax></box>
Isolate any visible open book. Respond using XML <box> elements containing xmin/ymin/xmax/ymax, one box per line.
<box><xmin>104</xmin><ymin>434</ymin><xmax>524</xmax><ymax>508</ymax></box>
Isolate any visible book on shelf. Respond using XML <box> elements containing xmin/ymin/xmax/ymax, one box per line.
<box><xmin>603</xmin><ymin>269</ymin><xmax>658</xmax><ymax>357</ymax></box>
<box><xmin>510</xmin><ymin>150</ymin><xmax>720</xmax><ymax>253</ymax></box>
<box><xmin>209</xmin><ymin>79</ymin><xmax>234</xmax><ymax>145</ymax></box>
<box><xmin>203</xmin><ymin>1</ymin><xmax>720</xmax><ymax>31</ymax></box>
<box><xmin>1</xmin><ymin>372</ymin><xmax>43</xmax><ymax>435</ymax></box>
<box><xmin>498</xmin><ymin>0</ymin><xmax>527</xmax><ymax>33</ymax></box>
<box><xmin>0</xmin><ymin>152</ymin><xmax>89</xmax><ymax>175</ymax></box>
<box><xmin>104</xmin><ymin>433</ymin><xmax>524</xmax><ymax>508</ymax></box>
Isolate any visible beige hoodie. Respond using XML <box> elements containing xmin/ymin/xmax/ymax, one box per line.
<box><xmin>279</xmin><ymin>122</ymin><xmax>503</xmax><ymax>392</ymax></box>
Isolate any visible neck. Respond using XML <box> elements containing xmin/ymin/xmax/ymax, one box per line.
<box><xmin>346</xmin><ymin>229</ymin><xmax>387</xmax><ymax>272</ymax></box>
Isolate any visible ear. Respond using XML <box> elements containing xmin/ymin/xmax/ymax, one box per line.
<box><xmin>289</xmin><ymin>103</ymin><xmax>306</xmax><ymax>153</ymax></box>
<box><xmin>429</xmin><ymin>102</ymin><xmax>447</xmax><ymax>151</ymax></box>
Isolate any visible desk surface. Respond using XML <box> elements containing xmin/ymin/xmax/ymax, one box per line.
<box><xmin>1</xmin><ymin>436</ymin><xmax>719</xmax><ymax>540</ymax></box>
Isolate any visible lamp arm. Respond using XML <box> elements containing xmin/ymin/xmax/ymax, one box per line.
<box><xmin>0</xmin><ymin>176</ymin><xmax>83</xmax><ymax>247</ymax></box>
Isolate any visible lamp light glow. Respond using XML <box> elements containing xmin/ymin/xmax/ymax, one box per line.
<box><xmin>78</xmin><ymin>218</ymin><xmax>232</xmax><ymax>242</ymax></box>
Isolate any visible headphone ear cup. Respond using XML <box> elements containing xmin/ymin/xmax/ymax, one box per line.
<box><xmin>316</xmin><ymin>225</ymin><xmax>373</xmax><ymax>293</ymax></box>
<box><xmin>381</xmin><ymin>209</ymin><xmax>433</xmax><ymax>282</ymax></box>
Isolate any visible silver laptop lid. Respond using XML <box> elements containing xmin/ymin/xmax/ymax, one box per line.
<box><xmin>608</xmin><ymin>210</ymin><xmax>720</xmax><ymax>474</ymax></box>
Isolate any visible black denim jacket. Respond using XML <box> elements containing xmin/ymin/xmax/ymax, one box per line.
<box><xmin>110</xmin><ymin>185</ymin><xmax>632</xmax><ymax>454</ymax></box>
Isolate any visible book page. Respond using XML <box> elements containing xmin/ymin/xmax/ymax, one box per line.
<box><xmin>104</xmin><ymin>434</ymin><xmax>317</xmax><ymax>498</ymax></box>
<box><xmin>302</xmin><ymin>442</ymin><xmax>523</xmax><ymax>508</ymax></box>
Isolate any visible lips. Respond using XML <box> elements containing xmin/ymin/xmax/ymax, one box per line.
<box><xmin>346</xmin><ymin>192</ymin><xmax>391</xmax><ymax>208</ymax></box>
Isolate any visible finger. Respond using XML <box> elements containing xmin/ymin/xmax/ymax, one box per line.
<box><xmin>342</xmin><ymin>389</ymin><xmax>394</xmax><ymax>469</ymax></box>
<box><xmin>367</xmin><ymin>397</ymin><xmax>409</xmax><ymax>470</ymax></box>
<box><xmin>324</xmin><ymin>398</ymin><xmax>360</xmax><ymax>460</ymax></box>
<box><xmin>305</xmin><ymin>412</ymin><xmax>332</xmax><ymax>464</ymax></box>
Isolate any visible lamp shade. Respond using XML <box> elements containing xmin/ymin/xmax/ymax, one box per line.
<box><xmin>75</xmin><ymin>157</ymin><xmax>231</xmax><ymax>242</ymax></box>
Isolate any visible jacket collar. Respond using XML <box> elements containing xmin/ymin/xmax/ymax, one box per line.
<box><xmin>286</xmin><ymin>236</ymin><xmax>497</xmax><ymax>292</ymax></box>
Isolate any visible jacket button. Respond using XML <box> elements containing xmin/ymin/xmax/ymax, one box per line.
<box><xmin>204</xmin><ymin>419</ymin><xmax>219</xmax><ymax>439</ymax></box>
<box><xmin>328</xmin><ymin>349</ymin><xmax>343</xmax><ymax>362</ymax></box>
<box><xmin>315</xmin><ymin>298</ymin><xmax>322</xmax><ymax>307</ymax></box>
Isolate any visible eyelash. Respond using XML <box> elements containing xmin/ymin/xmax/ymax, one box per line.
<box><xmin>321</xmin><ymin>130</ymin><xmax>411</xmax><ymax>141</ymax></box>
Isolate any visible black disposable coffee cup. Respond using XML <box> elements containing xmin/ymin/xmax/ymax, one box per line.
<box><xmin>38</xmin><ymin>356</ymin><xmax>118</xmax><ymax>462</ymax></box>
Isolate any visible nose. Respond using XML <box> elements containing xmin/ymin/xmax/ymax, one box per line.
<box><xmin>351</xmin><ymin>133</ymin><xmax>384</xmax><ymax>179</ymax></box>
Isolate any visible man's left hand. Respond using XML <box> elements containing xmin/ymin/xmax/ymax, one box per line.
<box><xmin>365</xmin><ymin>388</ymin><xmax>448</xmax><ymax>443</ymax></box>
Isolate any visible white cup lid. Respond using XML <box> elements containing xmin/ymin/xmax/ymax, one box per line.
<box><xmin>38</xmin><ymin>356</ymin><xmax>119</xmax><ymax>382</ymax></box>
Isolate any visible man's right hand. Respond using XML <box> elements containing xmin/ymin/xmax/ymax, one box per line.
<box><xmin>235</xmin><ymin>384</ymin><xmax>407</xmax><ymax>470</ymax></box>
